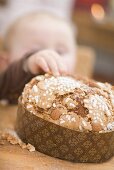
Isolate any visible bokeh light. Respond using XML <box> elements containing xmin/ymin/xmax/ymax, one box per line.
<box><xmin>91</xmin><ymin>3</ymin><xmax>105</xmax><ymax>21</ymax></box>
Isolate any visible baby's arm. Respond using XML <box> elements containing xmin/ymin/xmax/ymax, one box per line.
<box><xmin>0</xmin><ymin>50</ymin><xmax>67</xmax><ymax>103</ymax></box>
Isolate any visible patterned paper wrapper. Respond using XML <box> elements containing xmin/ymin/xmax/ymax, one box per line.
<box><xmin>15</xmin><ymin>97</ymin><xmax>114</xmax><ymax>163</ymax></box>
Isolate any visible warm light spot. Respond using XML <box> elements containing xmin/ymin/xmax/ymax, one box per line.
<box><xmin>91</xmin><ymin>3</ymin><xmax>105</xmax><ymax>21</ymax></box>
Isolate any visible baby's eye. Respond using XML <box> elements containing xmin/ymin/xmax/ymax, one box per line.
<box><xmin>56</xmin><ymin>47</ymin><xmax>67</xmax><ymax>55</ymax></box>
<box><xmin>36</xmin><ymin>45</ymin><xmax>45</xmax><ymax>52</ymax></box>
<box><xmin>28</xmin><ymin>46</ymin><xmax>44</xmax><ymax>54</ymax></box>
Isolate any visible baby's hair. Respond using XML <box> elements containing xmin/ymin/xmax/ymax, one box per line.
<box><xmin>3</xmin><ymin>11</ymin><xmax>76</xmax><ymax>52</ymax></box>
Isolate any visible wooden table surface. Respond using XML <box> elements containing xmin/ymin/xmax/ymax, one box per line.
<box><xmin>0</xmin><ymin>105</ymin><xmax>114</xmax><ymax>170</ymax></box>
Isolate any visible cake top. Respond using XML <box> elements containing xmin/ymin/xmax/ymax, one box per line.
<box><xmin>22</xmin><ymin>74</ymin><xmax>114</xmax><ymax>132</ymax></box>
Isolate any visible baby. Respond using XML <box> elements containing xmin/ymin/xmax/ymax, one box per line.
<box><xmin>0</xmin><ymin>12</ymin><xmax>76</xmax><ymax>103</ymax></box>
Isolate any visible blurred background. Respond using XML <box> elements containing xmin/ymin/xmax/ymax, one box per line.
<box><xmin>0</xmin><ymin>0</ymin><xmax>114</xmax><ymax>84</ymax></box>
<box><xmin>73</xmin><ymin>0</ymin><xmax>114</xmax><ymax>84</ymax></box>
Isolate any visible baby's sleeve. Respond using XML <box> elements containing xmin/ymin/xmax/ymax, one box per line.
<box><xmin>0</xmin><ymin>56</ymin><xmax>34</xmax><ymax>104</ymax></box>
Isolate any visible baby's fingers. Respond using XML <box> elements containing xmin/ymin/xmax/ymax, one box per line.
<box><xmin>43</xmin><ymin>56</ymin><xmax>60</xmax><ymax>76</ymax></box>
<box><xmin>48</xmin><ymin>51</ymin><xmax>67</xmax><ymax>75</ymax></box>
<box><xmin>36</xmin><ymin>57</ymin><xmax>49</xmax><ymax>73</ymax></box>
<box><xmin>57</xmin><ymin>61</ymin><xmax>67</xmax><ymax>75</ymax></box>
<box><xmin>47</xmin><ymin>59</ymin><xmax>60</xmax><ymax>76</ymax></box>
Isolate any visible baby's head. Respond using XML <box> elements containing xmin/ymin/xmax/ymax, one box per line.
<box><xmin>1</xmin><ymin>12</ymin><xmax>76</xmax><ymax>73</ymax></box>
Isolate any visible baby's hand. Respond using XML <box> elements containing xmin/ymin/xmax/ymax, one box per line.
<box><xmin>27</xmin><ymin>50</ymin><xmax>67</xmax><ymax>76</ymax></box>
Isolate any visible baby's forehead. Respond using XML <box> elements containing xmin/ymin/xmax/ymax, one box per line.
<box><xmin>5</xmin><ymin>13</ymin><xmax>74</xmax><ymax>50</ymax></box>
<box><xmin>18</xmin><ymin>14</ymin><xmax>73</xmax><ymax>34</ymax></box>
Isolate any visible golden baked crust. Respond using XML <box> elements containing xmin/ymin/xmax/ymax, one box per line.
<box><xmin>21</xmin><ymin>74</ymin><xmax>114</xmax><ymax>132</ymax></box>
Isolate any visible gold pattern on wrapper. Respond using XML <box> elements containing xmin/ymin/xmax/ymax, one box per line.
<box><xmin>15</xmin><ymin>98</ymin><xmax>114</xmax><ymax>163</ymax></box>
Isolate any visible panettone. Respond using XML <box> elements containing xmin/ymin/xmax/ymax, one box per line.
<box><xmin>16</xmin><ymin>74</ymin><xmax>114</xmax><ymax>163</ymax></box>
